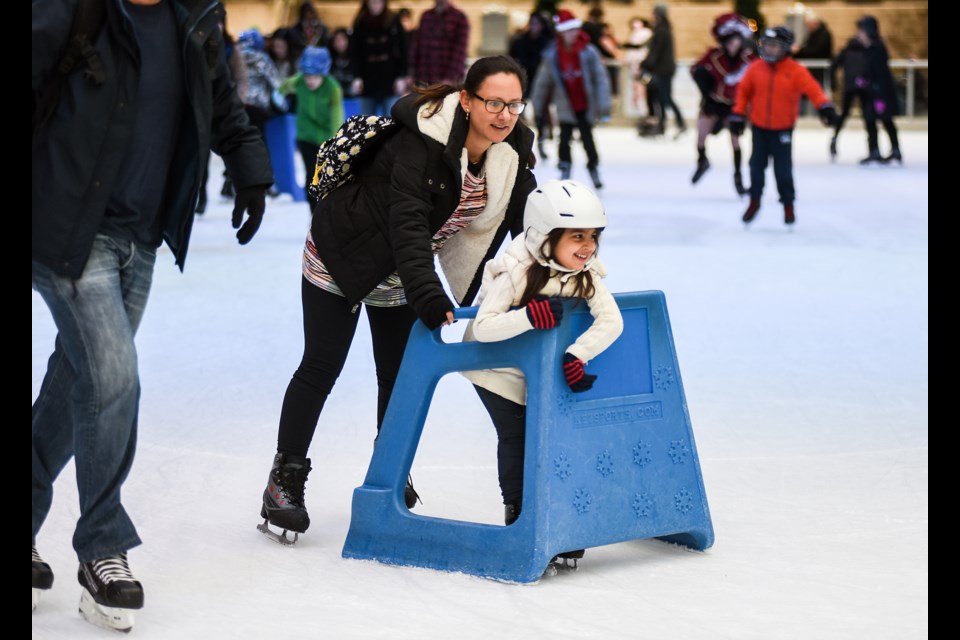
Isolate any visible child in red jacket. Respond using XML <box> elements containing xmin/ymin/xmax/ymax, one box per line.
<box><xmin>729</xmin><ymin>26</ymin><xmax>838</xmax><ymax>225</ymax></box>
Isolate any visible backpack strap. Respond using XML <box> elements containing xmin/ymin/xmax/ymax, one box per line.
<box><xmin>33</xmin><ymin>0</ymin><xmax>107</xmax><ymax>133</ymax></box>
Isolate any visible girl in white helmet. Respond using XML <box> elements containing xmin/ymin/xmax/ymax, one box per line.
<box><xmin>461</xmin><ymin>179</ymin><xmax>623</xmax><ymax>547</ymax></box>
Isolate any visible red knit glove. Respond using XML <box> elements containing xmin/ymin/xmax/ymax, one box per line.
<box><xmin>525</xmin><ymin>295</ymin><xmax>563</xmax><ymax>329</ymax></box>
<box><xmin>562</xmin><ymin>352</ymin><xmax>597</xmax><ymax>393</ymax></box>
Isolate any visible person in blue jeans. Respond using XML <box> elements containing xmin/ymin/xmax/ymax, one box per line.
<box><xmin>32</xmin><ymin>0</ymin><xmax>273</xmax><ymax>631</ymax></box>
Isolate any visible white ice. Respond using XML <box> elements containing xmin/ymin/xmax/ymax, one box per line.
<box><xmin>32</xmin><ymin>125</ymin><xmax>928</xmax><ymax>639</ymax></box>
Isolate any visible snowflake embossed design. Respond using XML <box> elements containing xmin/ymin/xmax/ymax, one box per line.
<box><xmin>632</xmin><ymin>441</ymin><xmax>652</xmax><ymax>467</ymax></box>
<box><xmin>554</xmin><ymin>453</ymin><xmax>572</xmax><ymax>481</ymax></box>
<box><xmin>632</xmin><ymin>492</ymin><xmax>653</xmax><ymax>518</ymax></box>
<box><xmin>573</xmin><ymin>488</ymin><xmax>592</xmax><ymax>514</ymax></box>
<box><xmin>669</xmin><ymin>439</ymin><xmax>690</xmax><ymax>464</ymax></box>
<box><xmin>654</xmin><ymin>365</ymin><xmax>676</xmax><ymax>390</ymax></box>
<box><xmin>596</xmin><ymin>451</ymin><xmax>614</xmax><ymax>477</ymax></box>
<box><xmin>674</xmin><ymin>488</ymin><xmax>694</xmax><ymax>514</ymax></box>
<box><xmin>557</xmin><ymin>393</ymin><xmax>576</xmax><ymax>415</ymax></box>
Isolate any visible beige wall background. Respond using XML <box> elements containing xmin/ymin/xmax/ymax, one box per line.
<box><xmin>222</xmin><ymin>1</ymin><xmax>927</xmax><ymax>61</ymax></box>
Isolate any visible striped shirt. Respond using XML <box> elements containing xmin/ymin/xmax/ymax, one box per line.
<box><xmin>303</xmin><ymin>166</ymin><xmax>488</xmax><ymax>307</ymax></box>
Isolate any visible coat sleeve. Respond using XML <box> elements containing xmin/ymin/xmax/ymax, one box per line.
<box><xmin>796</xmin><ymin>63</ymin><xmax>830</xmax><ymax>108</ymax></box>
<box><xmin>388</xmin><ymin>131</ymin><xmax>455</xmax><ymax>329</ymax></box>
<box><xmin>209</xmin><ymin>34</ymin><xmax>274</xmax><ymax>190</ymax></box>
<box><xmin>732</xmin><ymin>63</ymin><xmax>755</xmax><ymax>116</ymax></box>
<box><xmin>530</xmin><ymin>56</ymin><xmax>554</xmax><ymax>118</ymax></box>
<box><xmin>586</xmin><ymin>46</ymin><xmax>613</xmax><ymax>119</ymax></box>
<box><xmin>32</xmin><ymin>0</ymin><xmax>77</xmax><ymax>94</ymax></box>
<box><xmin>471</xmin><ymin>270</ymin><xmax>536</xmax><ymax>343</ymax></box>
<box><xmin>564</xmin><ymin>279</ymin><xmax>624</xmax><ymax>363</ymax></box>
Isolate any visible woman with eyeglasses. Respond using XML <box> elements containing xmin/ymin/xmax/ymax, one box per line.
<box><xmin>256</xmin><ymin>55</ymin><xmax>539</xmax><ymax>545</ymax></box>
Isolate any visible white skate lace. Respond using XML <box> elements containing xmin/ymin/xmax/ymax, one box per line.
<box><xmin>91</xmin><ymin>554</ymin><xmax>136</xmax><ymax>584</ymax></box>
<box><xmin>32</xmin><ymin>546</ymin><xmax>46</xmax><ymax>564</ymax></box>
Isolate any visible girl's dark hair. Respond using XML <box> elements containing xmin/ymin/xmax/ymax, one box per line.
<box><xmin>413</xmin><ymin>55</ymin><xmax>528</xmax><ymax>117</ymax></box>
<box><xmin>518</xmin><ymin>228</ymin><xmax>600</xmax><ymax>307</ymax></box>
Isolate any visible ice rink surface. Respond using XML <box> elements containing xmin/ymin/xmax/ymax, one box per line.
<box><xmin>33</xmin><ymin>124</ymin><xmax>928</xmax><ymax>639</ymax></box>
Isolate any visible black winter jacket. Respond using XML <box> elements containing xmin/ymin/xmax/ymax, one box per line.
<box><xmin>310</xmin><ymin>92</ymin><xmax>537</xmax><ymax>329</ymax></box>
<box><xmin>641</xmin><ymin>21</ymin><xmax>677</xmax><ymax>77</ymax></box>
<box><xmin>32</xmin><ymin>0</ymin><xmax>274</xmax><ymax>278</ymax></box>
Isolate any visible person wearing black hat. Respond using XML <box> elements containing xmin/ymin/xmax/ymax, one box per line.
<box><xmin>850</xmin><ymin>16</ymin><xmax>902</xmax><ymax>164</ymax></box>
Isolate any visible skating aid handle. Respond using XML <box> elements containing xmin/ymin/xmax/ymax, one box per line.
<box><xmin>452</xmin><ymin>307</ymin><xmax>479</xmax><ymax>321</ymax></box>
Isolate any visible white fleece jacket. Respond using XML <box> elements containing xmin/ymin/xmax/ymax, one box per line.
<box><xmin>461</xmin><ymin>234</ymin><xmax>624</xmax><ymax>405</ymax></box>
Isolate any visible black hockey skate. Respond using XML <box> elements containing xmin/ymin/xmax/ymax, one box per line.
<box><xmin>734</xmin><ymin>172</ymin><xmax>748</xmax><ymax>195</ymax></box>
<box><xmin>404</xmin><ymin>474</ymin><xmax>421</xmax><ymax>509</ymax></box>
<box><xmin>558</xmin><ymin>161</ymin><xmax>572</xmax><ymax>180</ymax></box>
<box><xmin>691</xmin><ymin>157</ymin><xmax>710</xmax><ymax>184</ymax></box>
<box><xmin>829</xmin><ymin>135</ymin><xmax>838</xmax><ymax>162</ymax></box>
<box><xmin>258</xmin><ymin>452</ymin><xmax>312</xmax><ymax>546</ymax></box>
<box><xmin>588</xmin><ymin>166</ymin><xmax>603</xmax><ymax>190</ymax></box>
<box><xmin>33</xmin><ymin>546</ymin><xmax>53</xmax><ymax>612</ymax></box>
<box><xmin>544</xmin><ymin>549</ymin><xmax>586</xmax><ymax>577</ymax></box>
<box><xmin>77</xmin><ymin>553</ymin><xmax>143</xmax><ymax>633</ymax></box>
<box><xmin>884</xmin><ymin>148</ymin><xmax>903</xmax><ymax>165</ymax></box>
<box><xmin>742</xmin><ymin>198</ymin><xmax>761</xmax><ymax>224</ymax></box>
<box><xmin>859</xmin><ymin>149</ymin><xmax>885</xmax><ymax>166</ymax></box>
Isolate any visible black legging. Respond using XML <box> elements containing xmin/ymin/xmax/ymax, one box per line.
<box><xmin>474</xmin><ymin>386</ymin><xmax>526</xmax><ymax>506</ymax></box>
<box><xmin>558</xmin><ymin>111</ymin><xmax>600</xmax><ymax>170</ymax></box>
<box><xmin>277</xmin><ymin>278</ymin><xmax>418</xmax><ymax>457</ymax></box>
<box><xmin>834</xmin><ymin>88</ymin><xmax>900</xmax><ymax>154</ymax></box>
<box><xmin>649</xmin><ymin>73</ymin><xmax>685</xmax><ymax>132</ymax></box>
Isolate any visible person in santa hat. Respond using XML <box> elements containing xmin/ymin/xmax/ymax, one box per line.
<box><xmin>530</xmin><ymin>8</ymin><xmax>612</xmax><ymax>190</ymax></box>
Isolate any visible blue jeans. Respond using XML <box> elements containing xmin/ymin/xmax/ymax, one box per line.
<box><xmin>32</xmin><ymin>234</ymin><xmax>156</xmax><ymax>562</ymax></box>
<box><xmin>360</xmin><ymin>95</ymin><xmax>399</xmax><ymax>118</ymax></box>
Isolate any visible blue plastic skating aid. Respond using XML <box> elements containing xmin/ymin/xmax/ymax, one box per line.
<box><xmin>264</xmin><ymin>114</ymin><xmax>307</xmax><ymax>202</ymax></box>
<box><xmin>341</xmin><ymin>291</ymin><xmax>714</xmax><ymax>583</ymax></box>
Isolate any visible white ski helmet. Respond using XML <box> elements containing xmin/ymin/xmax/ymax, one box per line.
<box><xmin>524</xmin><ymin>179</ymin><xmax>606</xmax><ymax>271</ymax></box>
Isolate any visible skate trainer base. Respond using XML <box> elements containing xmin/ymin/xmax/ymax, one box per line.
<box><xmin>342</xmin><ymin>291</ymin><xmax>714</xmax><ymax>583</ymax></box>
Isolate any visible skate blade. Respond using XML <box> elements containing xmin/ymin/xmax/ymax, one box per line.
<box><xmin>79</xmin><ymin>588</ymin><xmax>135</xmax><ymax>633</ymax></box>
<box><xmin>33</xmin><ymin>588</ymin><xmax>40</xmax><ymax>613</ymax></box>
<box><xmin>257</xmin><ymin>520</ymin><xmax>299</xmax><ymax>546</ymax></box>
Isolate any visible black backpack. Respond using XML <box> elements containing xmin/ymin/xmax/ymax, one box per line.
<box><xmin>33</xmin><ymin>0</ymin><xmax>107</xmax><ymax>134</ymax></box>
<box><xmin>307</xmin><ymin>114</ymin><xmax>401</xmax><ymax>202</ymax></box>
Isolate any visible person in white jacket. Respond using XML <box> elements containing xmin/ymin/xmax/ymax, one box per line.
<box><xmin>461</xmin><ymin>180</ymin><xmax>623</xmax><ymax>552</ymax></box>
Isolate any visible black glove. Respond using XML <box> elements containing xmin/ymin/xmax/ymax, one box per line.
<box><xmin>818</xmin><ymin>104</ymin><xmax>839</xmax><ymax>128</ymax></box>
<box><xmin>562</xmin><ymin>352</ymin><xmax>597</xmax><ymax>393</ymax></box>
<box><xmin>525</xmin><ymin>295</ymin><xmax>563</xmax><ymax>329</ymax></box>
<box><xmin>421</xmin><ymin>296</ymin><xmax>455</xmax><ymax>330</ymax></box>
<box><xmin>232</xmin><ymin>186</ymin><xmax>266</xmax><ymax>245</ymax></box>
<box><xmin>727</xmin><ymin>114</ymin><xmax>746</xmax><ymax>137</ymax></box>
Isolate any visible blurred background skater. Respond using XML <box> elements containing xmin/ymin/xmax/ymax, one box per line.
<box><xmin>689</xmin><ymin>13</ymin><xmax>755</xmax><ymax>195</ymax></box>
<box><xmin>530</xmin><ymin>9</ymin><xmax>611</xmax><ymax>189</ymax></box>
<box><xmin>792</xmin><ymin>9</ymin><xmax>833</xmax><ymax>116</ymax></box>
<box><xmin>279</xmin><ymin>46</ymin><xmax>344</xmax><ymax>211</ymax></box>
<box><xmin>287</xmin><ymin>1</ymin><xmax>330</xmax><ymax>62</ymax></box>
<box><xmin>640</xmin><ymin>4</ymin><xmax>685</xmax><ymax>139</ymax></box>
<box><xmin>329</xmin><ymin>28</ymin><xmax>359</xmax><ymax>103</ymax></box>
<box><xmin>728</xmin><ymin>26</ymin><xmax>838</xmax><ymax>226</ymax></box>
<box><xmin>350</xmin><ymin>0</ymin><xmax>409</xmax><ymax>117</ymax></box>
<box><xmin>849</xmin><ymin>16</ymin><xmax>902</xmax><ymax>165</ymax></box>
<box><xmin>621</xmin><ymin>16</ymin><xmax>653</xmax><ymax>122</ymax></box>
<box><xmin>510</xmin><ymin>11</ymin><xmax>554</xmax><ymax>160</ymax></box>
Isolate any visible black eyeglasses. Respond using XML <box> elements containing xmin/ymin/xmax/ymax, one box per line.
<box><xmin>473</xmin><ymin>94</ymin><xmax>526</xmax><ymax>115</ymax></box>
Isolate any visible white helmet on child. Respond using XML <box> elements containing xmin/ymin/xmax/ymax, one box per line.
<box><xmin>524</xmin><ymin>180</ymin><xmax>606</xmax><ymax>271</ymax></box>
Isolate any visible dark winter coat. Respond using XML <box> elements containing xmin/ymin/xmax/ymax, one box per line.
<box><xmin>831</xmin><ymin>38</ymin><xmax>871</xmax><ymax>92</ymax></box>
<box><xmin>351</xmin><ymin>12</ymin><xmax>408</xmax><ymax>100</ymax></box>
<box><xmin>863</xmin><ymin>39</ymin><xmax>900</xmax><ymax>116</ymax></box>
<box><xmin>509</xmin><ymin>31</ymin><xmax>553</xmax><ymax>97</ymax></box>
<box><xmin>32</xmin><ymin>0</ymin><xmax>274</xmax><ymax>278</ymax></box>
<box><xmin>309</xmin><ymin>92</ymin><xmax>537</xmax><ymax>329</ymax></box>
<box><xmin>640</xmin><ymin>20</ymin><xmax>677</xmax><ymax>78</ymax></box>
